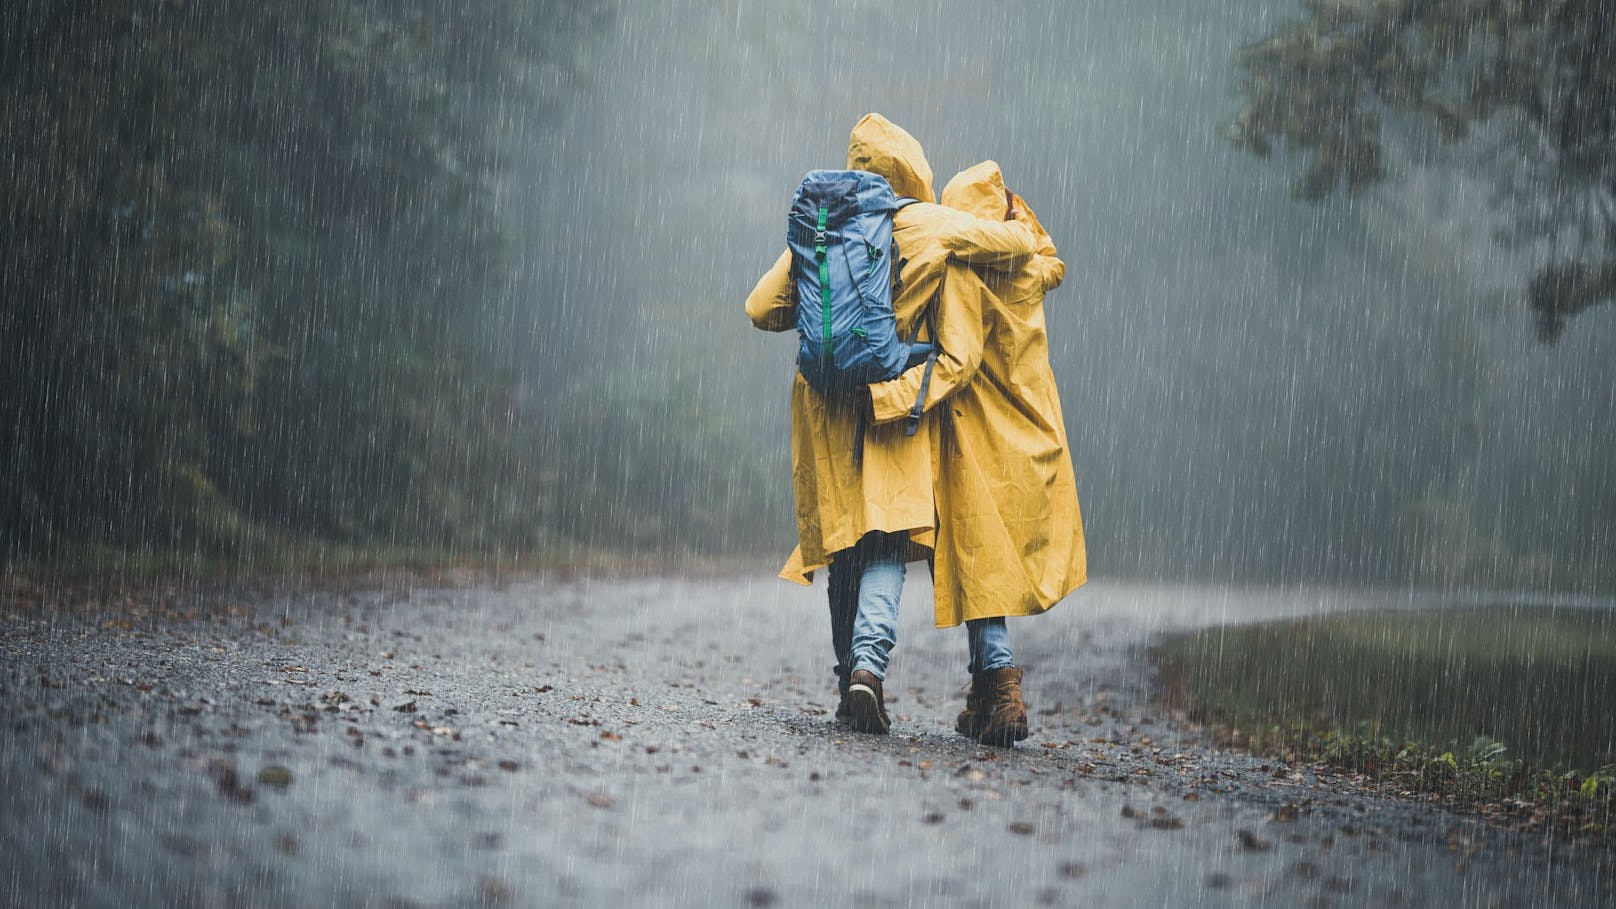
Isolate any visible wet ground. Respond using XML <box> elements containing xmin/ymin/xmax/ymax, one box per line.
<box><xmin>1</xmin><ymin>572</ymin><xmax>1612</xmax><ymax>908</ymax></box>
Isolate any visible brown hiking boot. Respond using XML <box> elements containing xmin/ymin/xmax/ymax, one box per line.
<box><xmin>954</xmin><ymin>673</ymin><xmax>992</xmax><ymax>739</ymax></box>
<box><xmin>846</xmin><ymin>669</ymin><xmax>890</xmax><ymax>735</ymax></box>
<box><xmin>835</xmin><ymin>689</ymin><xmax>851</xmax><ymax>725</ymax></box>
<box><xmin>976</xmin><ymin>667</ymin><xmax>1029</xmax><ymax>747</ymax></box>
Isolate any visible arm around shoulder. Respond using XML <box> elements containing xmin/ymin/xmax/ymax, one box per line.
<box><xmin>746</xmin><ymin>249</ymin><xmax>795</xmax><ymax>332</ymax></box>
<box><xmin>936</xmin><ymin>208</ymin><xmax>1038</xmax><ymax>270</ymax></box>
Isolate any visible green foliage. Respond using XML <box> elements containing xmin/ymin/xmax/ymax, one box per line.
<box><xmin>0</xmin><ymin>2</ymin><xmax>596</xmax><ymax>558</ymax></box>
<box><xmin>1230</xmin><ymin>0</ymin><xmax>1616</xmax><ymax>339</ymax></box>
<box><xmin>1155</xmin><ymin>606</ymin><xmax>1616</xmax><ymax>839</ymax></box>
<box><xmin>1217</xmin><ymin>723</ymin><xmax>1615</xmax><ymax>840</ymax></box>
<box><xmin>1157</xmin><ymin>606</ymin><xmax>1616</xmax><ymax>769</ymax></box>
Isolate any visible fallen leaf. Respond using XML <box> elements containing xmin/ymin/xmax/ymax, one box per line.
<box><xmin>477</xmin><ymin>874</ymin><xmax>513</xmax><ymax>905</ymax></box>
<box><xmin>1237</xmin><ymin>829</ymin><xmax>1270</xmax><ymax>851</ymax></box>
<box><xmin>1268</xmin><ymin>804</ymin><xmax>1300</xmax><ymax>823</ymax></box>
<box><xmin>80</xmin><ymin>789</ymin><xmax>110</xmax><ymax>813</ymax></box>
<box><xmin>257</xmin><ymin>766</ymin><xmax>293</xmax><ymax>788</ymax></box>
<box><xmin>209</xmin><ymin>759</ymin><xmax>254</xmax><ymax>804</ymax></box>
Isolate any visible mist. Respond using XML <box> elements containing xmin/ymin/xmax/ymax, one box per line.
<box><xmin>514</xmin><ymin>0</ymin><xmax>1615</xmax><ymax>589</ymax></box>
<box><xmin>3</xmin><ymin>0</ymin><xmax>1610</xmax><ymax>591</ymax></box>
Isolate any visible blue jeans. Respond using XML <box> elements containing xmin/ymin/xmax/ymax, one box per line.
<box><xmin>827</xmin><ymin>531</ymin><xmax>908</xmax><ymax>690</ymax></box>
<box><xmin>967</xmin><ymin>617</ymin><xmax>1015</xmax><ymax>674</ymax></box>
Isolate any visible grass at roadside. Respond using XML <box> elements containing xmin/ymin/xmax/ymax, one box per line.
<box><xmin>1153</xmin><ymin>606</ymin><xmax>1616</xmax><ymax>840</ymax></box>
<box><xmin>0</xmin><ymin>543</ymin><xmax>774</xmax><ymax>620</ymax></box>
<box><xmin>3</xmin><ymin>539</ymin><xmax>764</xmax><ymax>585</ymax></box>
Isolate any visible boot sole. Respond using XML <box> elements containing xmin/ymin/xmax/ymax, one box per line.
<box><xmin>978</xmin><ymin>721</ymin><xmax>1028</xmax><ymax>747</ymax></box>
<box><xmin>955</xmin><ymin>716</ymin><xmax>986</xmax><ymax>738</ymax></box>
<box><xmin>846</xmin><ymin>684</ymin><xmax>889</xmax><ymax>735</ymax></box>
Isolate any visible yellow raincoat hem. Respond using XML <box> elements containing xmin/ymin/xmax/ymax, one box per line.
<box><xmin>934</xmin><ymin>573</ymin><xmax>1087</xmax><ymax>627</ymax></box>
<box><xmin>778</xmin><ymin>528</ymin><xmax>937</xmax><ymax>586</ymax></box>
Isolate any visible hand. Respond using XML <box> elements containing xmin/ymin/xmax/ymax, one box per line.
<box><xmin>1004</xmin><ymin>186</ymin><xmax>1018</xmax><ymax>220</ymax></box>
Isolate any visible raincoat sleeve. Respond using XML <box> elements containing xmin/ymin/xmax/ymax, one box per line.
<box><xmin>1013</xmin><ymin>193</ymin><xmax>1059</xmax><ymax>257</ymax></box>
<box><xmin>868</xmin><ymin>260</ymin><xmax>988</xmax><ymax>425</ymax></box>
<box><xmin>745</xmin><ymin>250</ymin><xmax>795</xmax><ymax>332</ymax></box>
<box><xmin>934</xmin><ymin>209</ymin><xmax>1039</xmax><ymax>269</ymax></box>
<box><xmin>1029</xmin><ymin>254</ymin><xmax>1066</xmax><ymax>292</ymax></box>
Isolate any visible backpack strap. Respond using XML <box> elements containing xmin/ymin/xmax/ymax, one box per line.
<box><xmin>814</xmin><ymin>205</ymin><xmax>833</xmax><ymax>363</ymax></box>
<box><xmin>890</xmin><ymin>198</ymin><xmax>916</xmax><ymax>299</ymax></box>
<box><xmin>904</xmin><ymin>347</ymin><xmax>938</xmax><ymax>437</ymax></box>
<box><xmin>902</xmin><ymin>295</ymin><xmax>938</xmax><ymax>438</ymax></box>
<box><xmin>852</xmin><ymin>406</ymin><xmax>868</xmax><ymax>467</ymax></box>
<box><xmin>905</xmin><ymin>297</ymin><xmax>932</xmax><ymax>345</ymax></box>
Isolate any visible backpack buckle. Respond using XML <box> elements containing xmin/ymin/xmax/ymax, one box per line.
<box><xmin>813</xmin><ymin>230</ymin><xmax>827</xmax><ymax>246</ymax></box>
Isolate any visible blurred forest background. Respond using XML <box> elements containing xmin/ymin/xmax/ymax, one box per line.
<box><xmin>2</xmin><ymin>1</ymin><xmax>1612</xmax><ymax>593</ymax></box>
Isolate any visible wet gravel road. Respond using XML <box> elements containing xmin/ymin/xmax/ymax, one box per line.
<box><xmin>2</xmin><ymin>572</ymin><xmax>1611</xmax><ymax>908</ymax></box>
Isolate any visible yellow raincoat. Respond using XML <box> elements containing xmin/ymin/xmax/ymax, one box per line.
<box><xmin>746</xmin><ymin>115</ymin><xmax>1040</xmax><ymax>583</ymax></box>
<box><xmin>869</xmin><ymin>161</ymin><xmax>1087</xmax><ymax>626</ymax></box>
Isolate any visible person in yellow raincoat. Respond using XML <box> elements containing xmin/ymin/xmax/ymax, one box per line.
<box><xmin>868</xmin><ymin>161</ymin><xmax>1087</xmax><ymax>746</ymax></box>
<box><xmin>746</xmin><ymin>115</ymin><xmax>1039</xmax><ymax>734</ymax></box>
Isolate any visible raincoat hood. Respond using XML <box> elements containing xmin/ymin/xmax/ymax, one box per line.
<box><xmin>846</xmin><ymin>113</ymin><xmax>935</xmax><ymax>204</ymax></box>
<box><xmin>940</xmin><ymin>160</ymin><xmax>1009</xmax><ymax>220</ymax></box>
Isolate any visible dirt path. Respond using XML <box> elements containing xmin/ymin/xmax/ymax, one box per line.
<box><xmin>1</xmin><ymin>573</ymin><xmax>1610</xmax><ymax>908</ymax></box>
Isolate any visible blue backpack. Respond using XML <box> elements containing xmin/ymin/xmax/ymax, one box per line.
<box><xmin>788</xmin><ymin>170</ymin><xmax>937</xmax><ymax>437</ymax></box>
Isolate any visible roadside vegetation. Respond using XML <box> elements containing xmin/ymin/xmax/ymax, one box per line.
<box><xmin>0</xmin><ymin>3</ymin><xmax>790</xmax><ymax>571</ymax></box>
<box><xmin>1154</xmin><ymin>606</ymin><xmax>1616</xmax><ymax>842</ymax></box>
